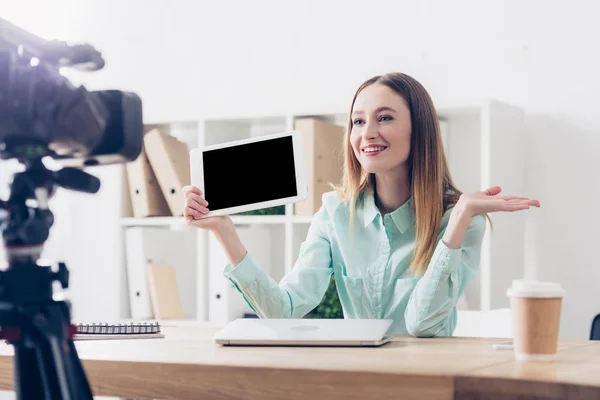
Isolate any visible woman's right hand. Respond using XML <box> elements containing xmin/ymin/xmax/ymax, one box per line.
<box><xmin>182</xmin><ymin>185</ymin><xmax>231</xmax><ymax>232</ymax></box>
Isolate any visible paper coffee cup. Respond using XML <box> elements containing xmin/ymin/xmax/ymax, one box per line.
<box><xmin>506</xmin><ymin>280</ymin><xmax>565</xmax><ymax>361</ymax></box>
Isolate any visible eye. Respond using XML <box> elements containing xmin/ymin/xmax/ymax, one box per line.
<box><xmin>378</xmin><ymin>115</ymin><xmax>393</xmax><ymax>122</ymax></box>
<box><xmin>353</xmin><ymin>118</ymin><xmax>365</xmax><ymax>126</ymax></box>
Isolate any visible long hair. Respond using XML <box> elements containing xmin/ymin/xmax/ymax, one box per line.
<box><xmin>333</xmin><ymin>72</ymin><xmax>469</xmax><ymax>276</ymax></box>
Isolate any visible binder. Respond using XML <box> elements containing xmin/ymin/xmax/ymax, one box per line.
<box><xmin>293</xmin><ymin>118</ymin><xmax>345</xmax><ymax>216</ymax></box>
<box><xmin>143</xmin><ymin>128</ymin><xmax>191</xmax><ymax>216</ymax></box>
<box><xmin>147</xmin><ymin>264</ymin><xmax>186</xmax><ymax>320</ymax></box>
<box><xmin>125</xmin><ymin>227</ymin><xmax>153</xmax><ymax>319</ymax></box>
<box><xmin>125</xmin><ymin>144</ymin><xmax>171</xmax><ymax>218</ymax></box>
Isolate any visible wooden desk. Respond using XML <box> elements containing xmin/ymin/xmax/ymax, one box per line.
<box><xmin>0</xmin><ymin>325</ymin><xmax>598</xmax><ymax>400</ymax></box>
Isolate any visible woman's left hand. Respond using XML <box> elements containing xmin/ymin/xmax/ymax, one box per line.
<box><xmin>459</xmin><ymin>185</ymin><xmax>540</xmax><ymax>217</ymax></box>
<box><xmin>442</xmin><ymin>186</ymin><xmax>539</xmax><ymax>249</ymax></box>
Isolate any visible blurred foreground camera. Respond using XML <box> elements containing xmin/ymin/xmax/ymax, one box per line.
<box><xmin>0</xmin><ymin>17</ymin><xmax>144</xmax><ymax>399</ymax></box>
<box><xmin>0</xmin><ymin>18</ymin><xmax>143</xmax><ymax>166</ymax></box>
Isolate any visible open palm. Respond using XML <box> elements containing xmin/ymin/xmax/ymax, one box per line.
<box><xmin>462</xmin><ymin>186</ymin><xmax>540</xmax><ymax>216</ymax></box>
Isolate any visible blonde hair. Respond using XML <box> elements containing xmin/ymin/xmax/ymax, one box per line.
<box><xmin>333</xmin><ymin>72</ymin><xmax>473</xmax><ymax>276</ymax></box>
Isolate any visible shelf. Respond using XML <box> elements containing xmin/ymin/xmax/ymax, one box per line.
<box><xmin>232</xmin><ymin>215</ymin><xmax>287</xmax><ymax>224</ymax></box>
<box><xmin>231</xmin><ymin>215</ymin><xmax>314</xmax><ymax>225</ymax></box>
<box><xmin>120</xmin><ymin>215</ymin><xmax>314</xmax><ymax>227</ymax></box>
<box><xmin>289</xmin><ymin>215</ymin><xmax>314</xmax><ymax>224</ymax></box>
<box><xmin>120</xmin><ymin>100</ymin><xmax>525</xmax><ymax>324</ymax></box>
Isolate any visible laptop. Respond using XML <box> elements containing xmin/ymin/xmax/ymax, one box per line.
<box><xmin>212</xmin><ymin>318</ymin><xmax>393</xmax><ymax>347</ymax></box>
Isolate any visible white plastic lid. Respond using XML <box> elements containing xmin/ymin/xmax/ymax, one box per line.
<box><xmin>506</xmin><ymin>280</ymin><xmax>566</xmax><ymax>298</ymax></box>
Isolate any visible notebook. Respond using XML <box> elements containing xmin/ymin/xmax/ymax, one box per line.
<box><xmin>73</xmin><ymin>321</ymin><xmax>165</xmax><ymax>341</ymax></box>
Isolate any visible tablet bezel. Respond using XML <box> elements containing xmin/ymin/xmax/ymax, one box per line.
<box><xmin>189</xmin><ymin>130</ymin><xmax>307</xmax><ymax>218</ymax></box>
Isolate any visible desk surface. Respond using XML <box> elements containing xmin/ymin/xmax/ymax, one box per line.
<box><xmin>0</xmin><ymin>324</ymin><xmax>599</xmax><ymax>400</ymax></box>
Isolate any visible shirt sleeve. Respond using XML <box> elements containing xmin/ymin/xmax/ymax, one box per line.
<box><xmin>404</xmin><ymin>213</ymin><xmax>486</xmax><ymax>337</ymax></box>
<box><xmin>223</xmin><ymin>205</ymin><xmax>334</xmax><ymax>319</ymax></box>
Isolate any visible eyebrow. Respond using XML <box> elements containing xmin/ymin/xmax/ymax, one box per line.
<box><xmin>352</xmin><ymin>106</ymin><xmax>397</xmax><ymax>116</ymax></box>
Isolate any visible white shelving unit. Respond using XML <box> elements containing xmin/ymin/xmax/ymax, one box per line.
<box><xmin>120</xmin><ymin>99</ymin><xmax>526</xmax><ymax>324</ymax></box>
<box><xmin>121</xmin><ymin>215</ymin><xmax>314</xmax><ymax>227</ymax></box>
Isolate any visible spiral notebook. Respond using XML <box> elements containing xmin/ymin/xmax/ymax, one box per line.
<box><xmin>73</xmin><ymin>321</ymin><xmax>165</xmax><ymax>341</ymax></box>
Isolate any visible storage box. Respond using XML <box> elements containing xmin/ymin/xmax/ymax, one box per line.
<box><xmin>143</xmin><ymin>128</ymin><xmax>191</xmax><ymax>216</ymax></box>
<box><xmin>125</xmin><ymin>145</ymin><xmax>171</xmax><ymax>218</ymax></box>
<box><xmin>293</xmin><ymin>118</ymin><xmax>345</xmax><ymax>216</ymax></box>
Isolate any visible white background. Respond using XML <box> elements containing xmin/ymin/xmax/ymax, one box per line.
<box><xmin>1</xmin><ymin>0</ymin><xmax>599</xmax><ymax>342</ymax></box>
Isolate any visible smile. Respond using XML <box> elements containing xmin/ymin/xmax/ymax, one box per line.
<box><xmin>362</xmin><ymin>146</ymin><xmax>387</xmax><ymax>155</ymax></box>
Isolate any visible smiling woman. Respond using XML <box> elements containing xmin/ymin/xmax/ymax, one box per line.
<box><xmin>183</xmin><ymin>72</ymin><xmax>540</xmax><ymax>337</ymax></box>
<box><xmin>347</xmin><ymin>84</ymin><xmax>415</xmax><ymax>228</ymax></box>
<box><xmin>335</xmin><ymin>73</ymin><xmax>471</xmax><ymax>277</ymax></box>
<box><xmin>351</xmin><ymin>103</ymin><xmax>411</xmax><ymax>165</ymax></box>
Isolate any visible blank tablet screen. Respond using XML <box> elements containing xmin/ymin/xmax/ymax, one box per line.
<box><xmin>202</xmin><ymin>136</ymin><xmax>298</xmax><ymax>211</ymax></box>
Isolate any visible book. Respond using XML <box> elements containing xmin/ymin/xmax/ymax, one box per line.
<box><xmin>73</xmin><ymin>321</ymin><xmax>165</xmax><ymax>341</ymax></box>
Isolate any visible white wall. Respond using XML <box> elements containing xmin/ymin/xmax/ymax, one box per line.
<box><xmin>3</xmin><ymin>0</ymin><xmax>600</xmax><ymax>340</ymax></box>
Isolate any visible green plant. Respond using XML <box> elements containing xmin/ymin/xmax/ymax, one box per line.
<box><xmin>305</xmin><ymin>275</ymin><xmax>344</xmax><ymax>319</ymax></box>
<box><xmin>233</xmin><ymin>205</ymin><xmax>286</xmax><ymax>216</ymax></box>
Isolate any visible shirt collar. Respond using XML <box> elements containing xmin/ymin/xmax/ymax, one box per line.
<box><xmin>361</xmin><ymin>190</ymin><xmax>379</xmax><ymax>228</ymax></box>
<box><xmin>361</xmin><ymin>190</ymin><xmax>414</xmax><ymax>234</ymax></box>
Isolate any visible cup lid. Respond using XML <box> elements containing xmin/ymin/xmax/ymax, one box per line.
<box><xmin>506</xmin><ymin>279</ymin><xmax>566</xmax><ymax>298</ymax></box>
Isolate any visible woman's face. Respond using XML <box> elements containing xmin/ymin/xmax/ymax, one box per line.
<box><xmin>350</xmin><ymin>83</ymin><xmax>412</xmax><ymax>175</ymax></box>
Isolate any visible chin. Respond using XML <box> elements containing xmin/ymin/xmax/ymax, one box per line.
<box><xmin>359</xmin><ymin>161</ymin><xmax>385</xmax><ymax>175</ymax></box>
<box><xmin>359</xmin><ymin>158</ymin><xmax>407</xmax><ymax>176</ymax></box>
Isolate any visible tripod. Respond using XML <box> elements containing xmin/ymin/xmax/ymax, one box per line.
<box><xmin>0</xmin><ymin>150</ymin><xmax>98</xmax><ymax>399</ymax></box>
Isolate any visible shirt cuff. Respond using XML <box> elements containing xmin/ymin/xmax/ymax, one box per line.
<box><xmin>429</xmin><ymin>240</ymin><xmax>462</xmax><ymax>275</ymax></box>
<box><xmin>223</xmin><ymin>251</ymin><xmax>261</xmax><ymax>289</ymax></box>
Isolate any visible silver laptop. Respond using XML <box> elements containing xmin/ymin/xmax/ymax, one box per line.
<box><xmin>213</xmin><ymin>318</ymin><xmax>393</xmax><ymax>347</ymax></box>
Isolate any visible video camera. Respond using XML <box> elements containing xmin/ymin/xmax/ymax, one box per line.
<box><xmin>0</xmin><ymin>17</ymin><xmax>144</xmax><ymax>399</ymax></box>
<box><xmin>0</xmin><ymin>18</ymin><xmax>142</xmax><ymax>166</ymax></box>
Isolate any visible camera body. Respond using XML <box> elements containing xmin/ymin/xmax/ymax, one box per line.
<box><xmin>0</xmin><ymin>17</ymin><xmax>143</xmax><ymax>167</ymax></box>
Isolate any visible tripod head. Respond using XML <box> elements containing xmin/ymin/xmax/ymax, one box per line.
<box><xmin>0</xmin><ymin>140</ymin><xmax>100</xmax><ymax>264</ymax></box>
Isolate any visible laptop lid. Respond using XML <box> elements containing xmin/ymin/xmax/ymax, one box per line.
<box><xmin>213</xmin><ymin>318</ymin><xmax>393</xmax><ymax>346</ymax></box>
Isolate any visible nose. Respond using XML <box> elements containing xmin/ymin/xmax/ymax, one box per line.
<box><xmin>363</xmin><ymin>120</ymin><xmax>379</xmax><ymax>140</ymax></box>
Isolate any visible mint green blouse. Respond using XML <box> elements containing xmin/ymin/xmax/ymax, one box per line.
<box><xmin>223</xmin><ymin>190</ymin><xmax>486</xmax><ymax>337</ymax></box>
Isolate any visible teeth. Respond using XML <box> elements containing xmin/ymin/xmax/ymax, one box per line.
<box><xmin>363</xmin><ymin>146</ymin><xmax>386</xmax><ymax>153</ymax></box>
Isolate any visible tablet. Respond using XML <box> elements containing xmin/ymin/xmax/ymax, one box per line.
<box><xmin>189</xmin><ymin>131</ymin><xmax>308</xmax><ymax>218</ymax></box>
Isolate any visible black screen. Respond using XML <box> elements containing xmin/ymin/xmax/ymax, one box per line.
<box><xmin>202</xmin><ymin>136</ymin><xmax>297</xmax><ymax>211</ymax></box>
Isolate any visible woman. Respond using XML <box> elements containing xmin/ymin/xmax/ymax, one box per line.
<box><xmin>182</xmin><ymin>72</ymin><xmax>539</xmax><ymax>337</ymax></box>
